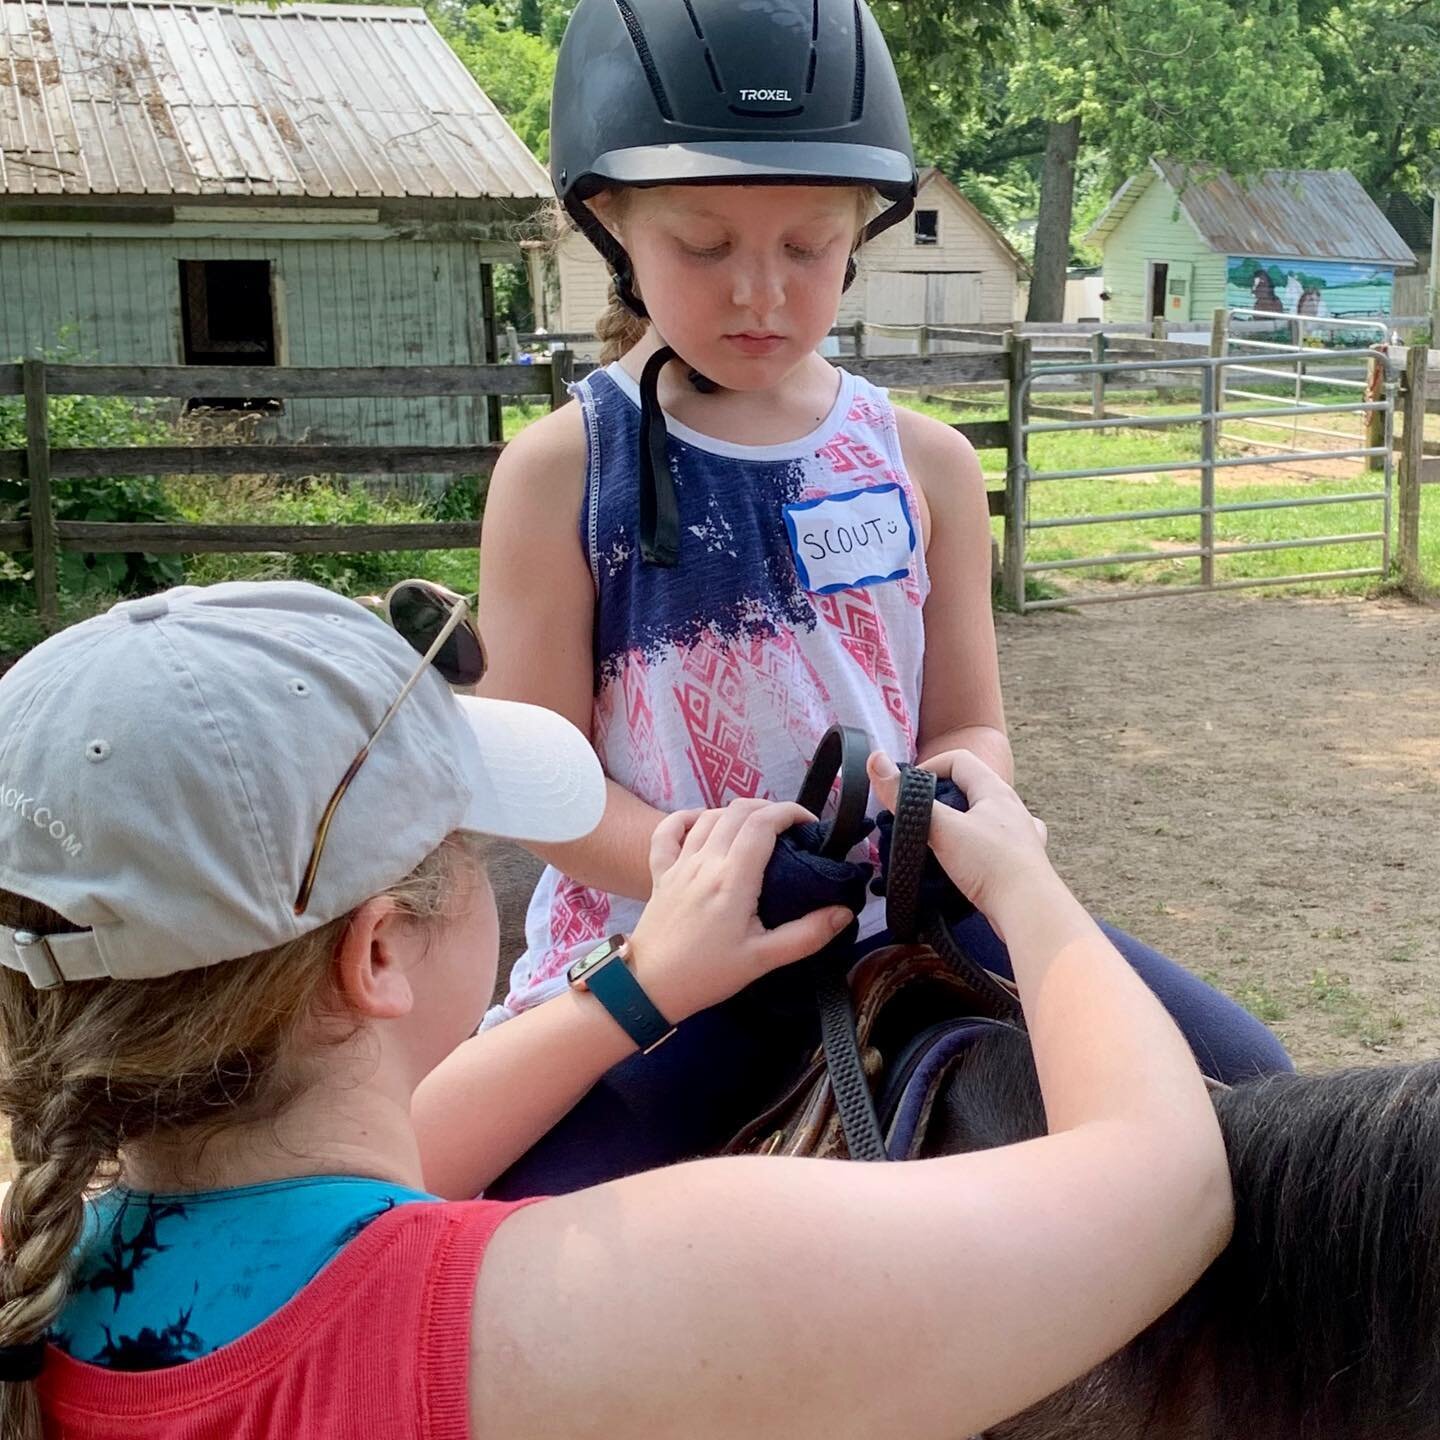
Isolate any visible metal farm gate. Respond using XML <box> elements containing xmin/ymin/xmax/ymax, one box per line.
<box><xmin>1003</xmin><ymin>318</ymin><xmax>1400</xmax><ymax>613</ymax></box>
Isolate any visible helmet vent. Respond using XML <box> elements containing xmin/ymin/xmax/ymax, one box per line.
<box><xmin>678</xmin><ymin>2</ymin><xmax>723</xmax><ymax>93</ymax></box>
<box><xmin>614</xmin><ymin>0</ymin><xmax>674</xmax><ymax>120</ymax></box>
<box><xmin>811</xmin><ymin>0</ymin><xmax>820</xmax><ymax>40</ymax></box>
<box><xmin>805</xmin><ymin>45</ymin><xmax>817</xmax><ymax>93</ymax></box>
<box><xmin>729</xmin><ymin>104</ymin><xmax>805</xmax><ymax>119</ymax></box>
<box><xmin>849</xmin><ymin>0</ymin><xmax>866</xmax><ymax>120</ymax></box>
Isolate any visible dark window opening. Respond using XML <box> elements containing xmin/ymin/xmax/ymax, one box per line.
<box><xmin>914</xmin><ymin>209</ymin><xmax>939</xmax><ymax>246</ymax></box>
<box><xmin>1148</xmin><ymin>261</ymin><xmax>1169</xmax><ymax>321</ymax></box>
<box><xmin>179</xmin><ymin>259</ymin><xmax>280</xmax><ymax>411</ymax></box>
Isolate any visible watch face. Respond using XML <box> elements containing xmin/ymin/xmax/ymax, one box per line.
<box><xmin>567</xmin><ymin>934</ymin><xmax>624</xmax><ymax>986</ymax></box>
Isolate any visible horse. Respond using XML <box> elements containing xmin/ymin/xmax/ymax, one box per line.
<box><xmin>939</xmin><ymin>1027</ymin><xmax>1440</xmax><ymax>1440</ymax></box>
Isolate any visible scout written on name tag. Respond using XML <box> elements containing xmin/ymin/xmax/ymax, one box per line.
<box><xmin>783</xmin><ymin>483</ymin><xmax>917</xmax><ymax>595</ymax></box>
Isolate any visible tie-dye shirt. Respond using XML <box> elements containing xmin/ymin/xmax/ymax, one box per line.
<box><xmin>52</xmin><ymin>1177</ymin><xmax>434</xmax><ymax>1369</ymax></box>
<box><xmin>487</xmin><ymin>363</ymin><xmax>929</xmax><ymax>1025</ymax></box>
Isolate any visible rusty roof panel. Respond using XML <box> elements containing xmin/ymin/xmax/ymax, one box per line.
<box><xmin>0</xmin><ymin>0</ymin><xmax>552</xmax><ymax>202</ymax></box>
<box><xmin>1153</xmin><ymin>159</ymin><xmax>1414</xmax><ymax>266</ymax></box>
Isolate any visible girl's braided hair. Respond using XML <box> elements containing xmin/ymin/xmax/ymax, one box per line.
<box><xmin>0</xmin><ymin>832</ymin><xmax>485</xmax><ymax>1438</ymax></box>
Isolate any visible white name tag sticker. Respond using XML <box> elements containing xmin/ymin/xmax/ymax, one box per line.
<box><xmin>784</xmin><ymin>483</ymin><xmax>917</xmax><ymax>595</ymax></box>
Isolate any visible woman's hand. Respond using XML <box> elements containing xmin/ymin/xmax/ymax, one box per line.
<box><xmin>627</xmin><ymin>799</ymin><xmax>855</xmax><ymax>1024</ymax></box>
<box><xmin>869</xmin><ymin>750</ymin><xmax>1057</xmax><ymax>938</ymax></box>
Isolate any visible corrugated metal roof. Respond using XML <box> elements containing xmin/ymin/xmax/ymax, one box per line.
<box><xmin>0</xmin><ymin>0</ymin><xmax>552</xmax><ymax>202</ymax></box>
<box><xmin>1089</xmin><ymin>159</ymin><xmax>1415</xmax><ymax>267</ymax></box>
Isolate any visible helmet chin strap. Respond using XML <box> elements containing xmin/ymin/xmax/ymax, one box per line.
<box><xmin>637</xmin><ymin>345</ymin><xmax>682</xmax><ymax>567</ymax></box>
<box><xmin>622</xmin><ymin>263</ymin><xmax>712</xmax><ymax>567</ymax></box>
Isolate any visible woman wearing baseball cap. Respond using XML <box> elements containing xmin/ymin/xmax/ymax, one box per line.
<box><xmin>0</xmin><ymin>581</ymin><xmax>1229</xmax><ymax>1439</ymax></box>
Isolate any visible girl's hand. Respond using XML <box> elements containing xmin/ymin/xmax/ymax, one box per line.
<box><xmin>869</xmin><ymin>750</ymin><xmax>1058</xmax><ymax>933</ymax></box>
<box><xmin>626</xmin><ymin>799</ymin><xmax>854</xmax><ymax>1024</ymax></box>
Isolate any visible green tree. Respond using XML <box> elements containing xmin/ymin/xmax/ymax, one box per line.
<box><xmin>439</xmin><ymin>3</ymin><xmax>557</xmax><ymax>158</ymax></box>
<box><xmin>1009</xmin><ymin>0</ymin><xmax>1322</xmax><ymax>318</ymax></box>
<box><xmin>1292</xmin><ymin>0</ymin><xmax>1440</xmax><ymax>195</ymax></box>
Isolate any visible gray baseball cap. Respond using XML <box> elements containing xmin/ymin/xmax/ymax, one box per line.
<box><xmin>0</xmin><ymin>582</ymin><xmax>605</xmax><ymax>986</ymax></box>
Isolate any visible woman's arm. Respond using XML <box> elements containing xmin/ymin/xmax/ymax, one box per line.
<box><xmin>414</xmin><ymin>800</ymin><xmax>853</xmax><ymax>1197</ymax></box>
<box><xmin>896</xmin><ymin>407</ymin><xmax>1013</xmax><ymax>782</ymax></box>
<box><xmin>472</xmin><ymin>753</ymin><xmax>1231</xmax><ymax>1440</ymax></box>
<box><xmin>477</xmin><ymin>408</ymin><xmax>663</xmax><ymax>900</ymax></box>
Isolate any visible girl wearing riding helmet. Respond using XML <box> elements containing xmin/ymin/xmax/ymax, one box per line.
<box><xmin>476</xmin><ymin>0</ymin><xmax>1288</xmax><ymax>1192</ymax></box>
<box><xmin>0</xmin><ymin>580</ymin><xmax>1229</xmax><ymax>1440</ymax></box>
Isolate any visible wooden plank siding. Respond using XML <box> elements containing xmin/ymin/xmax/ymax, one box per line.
<box><xmin>553</xmin><ymin>230</ymin><xmax>612</xmax><ymax>361</ymax></box>
<box><xmin>841</xmin><ymin>176</ymin><xmax>1021</xmax><ymax>331</ymax></box>
<box><xmin>1099</xmin><ymin>177</ymin><xmax>1227</xmax><ymax>325</ymax></box>
<box><xmin>0</xmin><ymin>235</ymin><xmax>498</xmax><ymax>453</ymax></box>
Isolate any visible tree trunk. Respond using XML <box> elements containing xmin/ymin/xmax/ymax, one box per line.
<box><xmin>1025</xmin><ymin>116</ymin><xmax>1081</xmax><ymax>323</ymax></box>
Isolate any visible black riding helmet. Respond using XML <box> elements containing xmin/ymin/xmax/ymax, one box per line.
<box><xmin>551</xmin><ymin>0</ymin><xmax>918</xmax><ymax>567</ymax></box>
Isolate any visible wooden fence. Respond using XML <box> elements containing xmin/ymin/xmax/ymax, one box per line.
<box><xmin>0</xmin><ymin>347</ymin><xmax>1013</xmax><ymax>625</ymax></box>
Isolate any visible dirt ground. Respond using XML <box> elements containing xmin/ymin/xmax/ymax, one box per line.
<box><xmin>993</xmin><ymin>590</ymin><xmax>1440</xmax><ymax>1070</ymax></box>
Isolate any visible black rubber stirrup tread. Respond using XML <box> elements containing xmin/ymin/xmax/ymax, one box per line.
<box><xmin>794</xmin><ymin>724</ymin><xmax>872</xmax><ymax>860</ymax></box>
<box><xmin>808</xmin><ymin>949</ymin><xmax>887</xmax><ymax>1161</ymax></box>
<box><xmin>884</xmin><ymin>764</ymin><xmax>936</xmax><ymax>943</ymax></box>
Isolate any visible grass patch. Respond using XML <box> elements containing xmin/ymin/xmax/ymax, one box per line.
<box><xmin>1231</xmin><ymin>981</ymin><xmax>1289</xmax><ymax>1025</ymax></box>
<box><xmin>1200</xmin><ymin>969</ymin><xmax>1289</xmax><ymax>1024</ymax></box>
<box><xmin>163</xmin><ymin>473</ymin><xmax>479</xmax><ymax>599</ymax></box>
<box><xmin>502</xmin><ymin>401</ymin><xmax>547</xmax><ymax>438</ymax></box>
<box><xmin>1304</xmin><ymin>967</ymin><xmax>1401</xmax><ymax>1050</ymax></box>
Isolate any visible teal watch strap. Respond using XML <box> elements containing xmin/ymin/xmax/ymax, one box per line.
<box><xmin>585</xmin><ymin>950</ymin><xmax>676</xmax><ymax>1053</ymax></box>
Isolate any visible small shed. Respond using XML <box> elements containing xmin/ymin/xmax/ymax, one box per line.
<box><xmin>1088</xmin><ymin>159</ymin><xmax>1414</xmax><ymax>329</ymax></box>
<box><xmin>526</xmin><ymin>166</ymin><xmax>1024</xmax><ymax>356</ymax></box>
<box><xmin>837</xmin><ymin>167</ymin><xmax>1025</xmax><ymax>334</ymax></box>
<box><xmin>0</xmin><ymin>0</ymin><xmax>550</xmax><ymax>449</ymax></box>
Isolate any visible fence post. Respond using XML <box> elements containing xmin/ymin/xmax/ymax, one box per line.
<box><xmin>549</xmin><ymin>347</ymin><xmax>575</xmax><ymax>411</ymax></box>
<box><xmin>1366</xmin><ymin>352</ymin><xmax>1386</xmax><ymax>472</ymax></box>
<box><xmin>479</xmin><ymin>265</ymin><xmax>504</xmax><ymax>443</ymax></box>
<box><xmin>1151</xmin><ymin>316</ymin><xmax>1165</xmax><ymax>342</ymax></box>
<box><xmin>1199</xmin><ymin>363</ymin><xmax>1217</xmax><ymax>590</ymax></box>
<box><xmin>22</xmin><ymin>359</ymin><xmax>58</xmax><ymax>627</ymax></box>
<box><xmin>505</xmin><ymin>324</ymin><xmax>521</xmax><ymax>362</ymax></box>
<box><xmin>1089</xmin><ymin>332</ymin><xmax>1106</xmax><ymax>419</ymax></box>
<box><xmin>1004</xmin><ymin>333</ymin><xmax>1032</xmax><ymax>612</ymax></box>
<box><xmin>853</xmin><ymin>320</ymin><xmax>867</xmax><ymax>360</ymax></box>
<box><xmin>918</xmin><ymin>324</ymin><xmax>931</xmax><ymax>359</ymax></box>
<box><xmin>1209</xmin><ymin>307</ymin><xmax>1228</xmax><ymax>456</ymax></box>
<box><xmin>1398</xmin><ymin>344</ymin><xmax>1427</xmax><ymax>590</ymax></box>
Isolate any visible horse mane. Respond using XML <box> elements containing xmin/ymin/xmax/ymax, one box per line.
<box><xmin>937</xmin><ymin>1030</ymin><xmax>1440</xmax><ymax>1440</ymax></box>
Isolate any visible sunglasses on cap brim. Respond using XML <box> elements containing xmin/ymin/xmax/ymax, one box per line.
<box><xmin>294</xmin><ymin>581</ymin><xmax>487</xmax><ymax>916</ymax></box>
<box><xmin>363</xmin><ymin>579</ymin><xmax>487</xmax><ymax>688</ymax></box>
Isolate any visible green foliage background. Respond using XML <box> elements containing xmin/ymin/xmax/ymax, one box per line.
<box><xmin>376</xmin><ymin>0</ymin><xmax>1440</xmax><ymax>270</ymax></box>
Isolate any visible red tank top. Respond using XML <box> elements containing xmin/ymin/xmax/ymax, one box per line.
<box><xmin>39</xmin><ymin>1197</ymin><xmax>533</xmax><ymax>1438</ymax></box>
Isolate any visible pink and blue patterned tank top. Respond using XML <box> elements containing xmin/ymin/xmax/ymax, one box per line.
<box><xmin>488</xmin><ymin>362</ymin><xmax>930</xmax><ymax>1024</ymax></box>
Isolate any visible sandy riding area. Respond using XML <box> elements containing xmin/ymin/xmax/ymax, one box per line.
<box><xmin>997</xmin><ymin>592</ymin><xmax>1440</xmax><ymax>1070</ymax></box>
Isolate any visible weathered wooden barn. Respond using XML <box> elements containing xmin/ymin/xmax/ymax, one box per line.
<box><xmin>0</xmin><ymin>0</ymin><xmax>549</xmax><ymax>447</ymax></box>
<box><xmin>527</xmin><ymin>165</ymin><xmax>1025</xmax><ymax>356</ymax></box>
<box><xmin>1089</xmin><ymin>159</ymin><xmax>1413</xmax><ymax>331</ymax></box>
